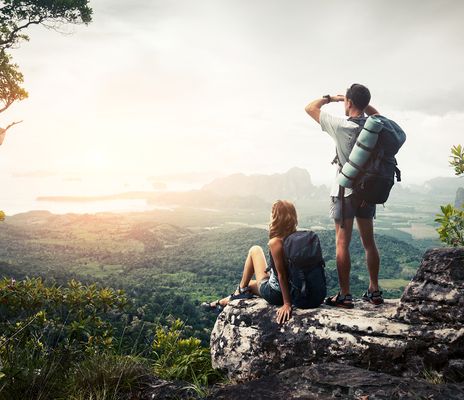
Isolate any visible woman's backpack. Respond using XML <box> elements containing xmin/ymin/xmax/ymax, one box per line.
<box><xmin>283</xmin><ymin>231</ymin><xmax>326</xmax><ymax>308</ymax></box>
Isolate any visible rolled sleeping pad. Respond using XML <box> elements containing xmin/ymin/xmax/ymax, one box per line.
<box><xmin>337</xmin><ymin>116</ymin><xmax>384</xmax><ymax>188</ymax></box>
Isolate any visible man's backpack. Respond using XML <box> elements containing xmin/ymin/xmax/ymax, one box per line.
<box><xmin>283</xmin><ymin>231</ymin><xmax>326</xmax><ymax>308</ymax></box>
<box><xmin>338</xmin><ymin>115</ymin><xmax>406</xmax><ymax>205</ymax></box>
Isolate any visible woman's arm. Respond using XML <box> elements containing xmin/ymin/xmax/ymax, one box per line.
<box><xmin>269</xmin><ymin>237</ymin><xmax>292</xmax><ymax>324</ymax></box>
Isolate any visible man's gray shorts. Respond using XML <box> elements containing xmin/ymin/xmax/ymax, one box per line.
<box><xmin>329</xmin><ymin>195</ymin><xmax>376</xmax><ymax>221</ymax></box>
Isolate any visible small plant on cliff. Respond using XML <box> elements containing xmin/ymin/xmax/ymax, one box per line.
<box><xmin>450</xmin><ymin>144</ymin><xmax>464</xmax><ymax>176</ymax></box>
<box><xmin>435</xmin><ymin>145</ymin><xmax>464</xmax><ymax>247</ymax></box>
<box><xmin>422</xmin><ymin>368</ymin><xmax>445</xmax><ymax>385</ymax></box>
<box><xmin>151</xmin><ymin>319</ymin><xmax>222</xmax><ymax>386</ymax></box>
<box><xmin>66</xmin><ymin>353</ymin><xmax>150</xmax><ymax>400</ymax></box>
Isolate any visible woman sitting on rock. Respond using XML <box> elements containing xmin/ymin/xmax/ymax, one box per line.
<box><xmin>202</xmin><ymin>200</ymin><xmax>326</xmax><ymax>324</ymax></box>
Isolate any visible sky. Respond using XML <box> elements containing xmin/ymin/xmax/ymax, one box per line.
<box><xmin>1</xmin><ymin>0</ymin><xmax>464</xmax><ymax>202</ymax></box>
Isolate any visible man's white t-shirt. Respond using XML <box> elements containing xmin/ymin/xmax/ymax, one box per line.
<box><xmin>320</xmin><ymin>110</ymin><xmax>362</xmax><ymax>197</ymax></box>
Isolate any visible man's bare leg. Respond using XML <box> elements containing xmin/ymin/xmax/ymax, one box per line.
<box><xmin>356</xmin><ymin>217</ymin><xmax>380</xmax><ymax>292</ymax></box>
<box><xmin>334</xmin><ymin>218</ymin><xmax>354</xmax><ymax>296</ymax></box>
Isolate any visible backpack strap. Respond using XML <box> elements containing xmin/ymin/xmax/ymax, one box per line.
<box><xmin>336</xmin><ymin>116</ymin><xmax>367</xmax><ymax>229</ymax></box>
<box><xmin>372</xmin><ymin>148</ymin><xmax>384</xmax><ymax>170</ymax></box>
<box><xmin>331</xmin><ymin>117</ymin><xmax>366</xmax><ymax>168</ymax></box>
<box><xmin>348</xmin><ymin>115</ymin><xmax>367</xmax><ymax>125</ymax></box>
<box><xmin>395</xmin><ymin>166</ymin><xmax>402</xmax><ymax>182</ymax></box>
<box><xmin>331</xmin><ymin>153</ymin><xmax>341</xmax><ymax>167</ymax></box>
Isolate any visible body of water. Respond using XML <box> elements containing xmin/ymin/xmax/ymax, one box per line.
<box><xmin>0</xmin><ymin>172</ymin><xmax>202</xmax><ymax>215</ymax></box>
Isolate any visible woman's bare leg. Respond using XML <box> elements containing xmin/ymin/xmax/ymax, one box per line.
<box><xmin>216</xmin><ymin>245</ymin><xmax>269</xmax><ymax>307</ymax></box>
<box><xmin>240</xmin><ymin>245</ymin><xmax>269</xmax><ymax>293</ymax></box>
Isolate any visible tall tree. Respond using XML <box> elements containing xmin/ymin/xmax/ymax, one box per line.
<box><xmin>0</xmin><ymin>0</ymin><xmax>93</xmax><ymax>136</ymax></box>
<box><xmin>0</xmin><ymin>1</ymin><xmax>93</xmax><ymax>218</ymax></box>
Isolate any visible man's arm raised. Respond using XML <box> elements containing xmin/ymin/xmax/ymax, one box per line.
<box><xmin>304</xmin><ymin>95</ymin><xmax>344</xmax><ymax>124</ymax></box>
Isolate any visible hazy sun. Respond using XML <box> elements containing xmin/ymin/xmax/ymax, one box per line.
<box><xmin>84</xmin><ymin>149</ymin><xmax>109</xmax><ymax>170</ymax></box>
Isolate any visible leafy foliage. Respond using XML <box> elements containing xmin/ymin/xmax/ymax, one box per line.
<box><xmin>0</xmin><ymin>278</ymin><xmax>128</xmax><ymax>399</ymax></box>
<box><xmin>0</xmin><ymin>51</ymin><xmax>27</xmax><ymax>113</ymax></box>
<box><xmin>450</xmin><ymin>144</ymin><xmax>464</xmax><ymax>176</ymax></box>
<box><xmin>435</xmin><ymin>145</ymin><xmax>464</xmax><ymax>247</ymax></box>
<box><xmin>152</xmin><ymin>319</ymin><xmax>221</xmax><ymax>386</ymax></box>
<box><xmin>435</xmin><ymin>204</ymin><xmax>464</xmax><ymax>247</ymax></box>
<box><xmin>0</xmin><ymin>278</ymin><xmax>221</xmax><ymax>399</ymax></box>
<box><xmin>0</xmin><ymin>0</ymin><xmax>92</xmax><ymax>50</ymax></box>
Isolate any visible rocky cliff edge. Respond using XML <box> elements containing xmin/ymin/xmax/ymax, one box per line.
<box><xmin>210</xmin><ymin>248</ymin><xmax>464</xmax><ymax>386</ymax></box>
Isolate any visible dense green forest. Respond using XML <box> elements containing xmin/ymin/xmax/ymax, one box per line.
<box><xmin>0</xmin><ymin>210</ymin><xmax>425</xmax><ymax>345</ymax></box>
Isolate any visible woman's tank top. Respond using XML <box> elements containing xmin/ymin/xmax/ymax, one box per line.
<box><xmin>268</xmin><ymin>251</ymin><xmax>282</xmax><ymax>292</ymax></box>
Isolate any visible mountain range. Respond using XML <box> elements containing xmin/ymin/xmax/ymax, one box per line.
<box><xmin>37</xmin><ymin>168</ymin><xmax>464</xmax><ymax>211</ymax></box>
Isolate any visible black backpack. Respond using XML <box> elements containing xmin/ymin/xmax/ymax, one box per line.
<box><xmin>342</xmin><ymin>115</ymin><xmax>406</xmax><ymax>204</ymax></box>
<box><xmin>283</xmin><ymin>231</ymin><xmax>326</xmax><ymax>308</ymax></box>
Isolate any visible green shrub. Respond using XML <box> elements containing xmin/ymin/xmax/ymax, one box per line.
<box><xmin>152</xmin><ymin>319</ymin><xmax>222</xmax><ymax>386</ymax></box>
<box><xmin>0</xmin><ymin>279</ymin><xmax>220</xmax><ymax>399</ymax></box>
<box><xmin>435</xmin><ymin>204</ymin><xmax>464</xmax><ymax>247</ymax></box>
<box><xmin>450</xmin><ymin>144</ymin><xmax>464</xmax><ymax>176</ymax></box>
<box><xmin>435</xmin><ymin>145</ymin><xmax>464</xmax><ymax>247</ymax></box>
<box><xmin>0</xmin><ymin>278</ymin><xmax>128</xmax><ymax>399</ymax></box>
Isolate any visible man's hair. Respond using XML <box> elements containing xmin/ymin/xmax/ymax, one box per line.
<box><xmin>346</xmin><ymin>83</ymin><xmax>371</xmax><ymax>110</ymax></box>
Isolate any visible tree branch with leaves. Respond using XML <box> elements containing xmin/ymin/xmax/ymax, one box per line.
<box><xmin>0</xmin><ymin>0</ymin><xmax>92</xmax><ymax>49</ymax></box>
<box><xmin>0</xmin><ymin>0</ymin><xmax>93</xmax><ymax>124</ymax></box>
<box><xmin>435</xmin><ymin>145</ymin><xmax>464</xmax><ymax>247</ymax></box>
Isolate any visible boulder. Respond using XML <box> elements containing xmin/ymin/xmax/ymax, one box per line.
<box><xmin>209</xmin><ymin>363</ymin><xmax>464</xmax><ymax>400</ymax></box>
<box><xmin>396</xmin><ymin>247</ymin><xmax>464</xmax><ymax>324</ymax></box>
<box><xmin>210</xmin><ymin>248</ymin><xmax>464</xmax><ymax>382</ymax></box>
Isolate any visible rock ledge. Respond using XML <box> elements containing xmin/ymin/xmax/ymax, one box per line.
<box><xmin>211</xmin><ymin>248</ymin><xmax>464</xmax><ymax>382</ymax></box>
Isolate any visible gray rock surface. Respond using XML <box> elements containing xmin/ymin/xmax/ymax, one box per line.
<box><xmin>140</xmin><ymin>376</ymin><xmax>196</xmax><ymax>400</ymax></box>
<box><xmin>211</xmin><ymin>248</ymin><xmax>464</xmax><ymax>382</ymax></box>
<box><xmin>209</xmin><ymin>363</ymin><xmax>464</xmax><ymax>400</ymax></box>
<box><xmin>396</xmin><ymin>247</ymin><xmax>464</xmax><ymax>324</ymax></box>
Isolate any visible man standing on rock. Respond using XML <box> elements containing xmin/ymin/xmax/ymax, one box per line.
<box><xmin>304</xmin><ymin>84</ymin><xmax>384</xmax><ymax>308</ymax></box>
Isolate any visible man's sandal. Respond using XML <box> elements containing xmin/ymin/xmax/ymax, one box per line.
<box><xmin>325</xmin><ymin>292</ymin><xmax>354</xmax><ymax>309</ymax></box>
<box><xmin>362</xmin><ymin>290</ymin><xmax>384</xmax><ymax>305</ymax></box>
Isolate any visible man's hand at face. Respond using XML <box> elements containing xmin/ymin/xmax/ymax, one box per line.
<box><xmin>331</xmin><ymin>95</ymin><xmax>345</xmax><ymax>102</ymax></box>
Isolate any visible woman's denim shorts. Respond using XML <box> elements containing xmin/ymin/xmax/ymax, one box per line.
<box><xmin>259</xmin><ymin>278</ymin><xmax>283</xmax><ymax>306</ymax></box>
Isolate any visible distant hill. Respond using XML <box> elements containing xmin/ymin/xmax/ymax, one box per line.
<box><xmin>423</xmin><ymin>177</ymin><xmax>464</xmax><ymax>199</ymax></box>
<box><xmin>36</xmin><ymin>168</ymin><xmax>328</xmax><ymax>211</ymax></box>
<box><xmin>35</xmin><ymin>169</ymin><xmax>461</xmax><ymax>212</ymax></box>
<box><xmin>388</xmin><ymin>177</ymin><xmax>464</xmax><ymax>204</ymax></box>
<box><xmin>202</xmin><ymin>167</ymin><xmax>328</xmax><ymax>203</ymax></box>
<box><xmin>456</xmin><ymin>187</ymin><xmax>464</xmax><ymax>208</ymax></box>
